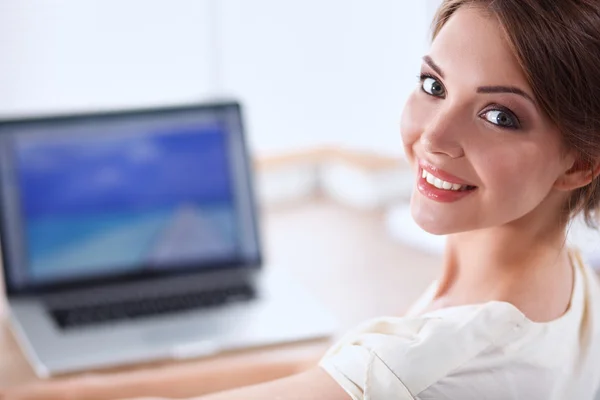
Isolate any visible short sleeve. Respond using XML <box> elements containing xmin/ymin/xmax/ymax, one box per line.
<box><xmin>319</xmin><ymin>302</ymin><xmax>525</xmax><ymax>400</ymax></box>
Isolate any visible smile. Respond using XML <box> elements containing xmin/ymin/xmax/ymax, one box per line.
<box><xmin>421</xmin><ymin>169</ymin><xmax>473</xmax><ymax>191</ymax></box>
<box><xmin>417</xmin><ymin>160</ymin><xmax>477</xmax><ymax>203</ymax></box>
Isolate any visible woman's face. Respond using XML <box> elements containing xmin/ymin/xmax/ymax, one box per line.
<box><xmin>401</xmin><ymin>7</ymin><xmax>571</xmax><ymax>235</ymax></box>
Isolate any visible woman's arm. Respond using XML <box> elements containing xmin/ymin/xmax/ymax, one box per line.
<box><xmin>191</xmin><ymin>367</ymin><xmax>351</xmax><ymax>400</ymax></box>
<box><xmin>2</xmin><ymin>356</ymin><xmax>328</xmax><ymax>400</ymax></box>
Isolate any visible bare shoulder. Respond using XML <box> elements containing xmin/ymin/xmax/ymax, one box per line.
<box><xmin>196</xmin><ymin>367</ymin><xmax>351</xmax><ymax>400</ymax></box>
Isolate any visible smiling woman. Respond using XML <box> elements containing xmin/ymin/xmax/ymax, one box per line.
<box><xmin>117</xmin><ymin>1</ymin><xmax>600</xmax><ymax>399</ymax></box>
<box><xmin>202</xmin><ymin>2</ymin><xmax>600</xmax><ymax>399</ymax></box>
<box><xmin>320</xmin><ymin>1</ymin><xmax>600</xmax><ymax>397</ymax></box>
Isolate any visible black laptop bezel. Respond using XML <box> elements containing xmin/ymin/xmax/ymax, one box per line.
<box><xmin>0</xmin><ymin>101</ymin><xmax>263</xmax><ymax>297</ymax></box>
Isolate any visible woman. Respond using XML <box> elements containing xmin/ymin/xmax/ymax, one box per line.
<box><xmin>11</xmin><ymin>1</ymin><xmax>598</xmax><ymax>399</ymax></box>
<box><xmin>191</xmin><ymin>1</ymin><xmax>600</xmax><ymax>399</ymax></box>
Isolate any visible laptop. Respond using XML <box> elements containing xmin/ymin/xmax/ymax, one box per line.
<box><xmin>0</xmin><ymin>101</ymin><xmax>335</xmax><ymax>377</ymax></box>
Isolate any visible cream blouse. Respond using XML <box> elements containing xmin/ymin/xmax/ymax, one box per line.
<box><xmin>320</xmin><ymin>251</ymin><xmax>600</xmax><ymax>399</ymax></box>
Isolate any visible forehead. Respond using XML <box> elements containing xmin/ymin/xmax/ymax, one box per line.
<box><xmin>430</xmin><ymin>6</ymin><xmax>529</xmax><ymax>89</ymax></box>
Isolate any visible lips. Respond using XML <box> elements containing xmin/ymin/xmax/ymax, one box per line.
<box><xmin>421</xmin><ymin>169</ymin><xmax>474</xmax><ymax>191</ymax></box>
<box><xmin>416</xmin><ymin>159</ymin><xmax>477</xmax><ymax>203</ymax></box>
<box><xmin>418</xmin><ymin>160</ymin><xmax>475</xmax><ymax>187</ymax></box>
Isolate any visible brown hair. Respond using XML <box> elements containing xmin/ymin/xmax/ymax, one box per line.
<box><xmin>432</xmin><ymin>0</ymin><xmax>600</xmax><ymax>228</ymax></box>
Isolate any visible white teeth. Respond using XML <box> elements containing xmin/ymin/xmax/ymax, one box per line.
<box><xmin>422</xmin><ymin>170</ymin><xmax>468</xmax><ymax>191</ymax></box>
<box><xmin>426</xmin><ymin>173</ymin><xmax>435</xmax><ymax>185</ymax></box>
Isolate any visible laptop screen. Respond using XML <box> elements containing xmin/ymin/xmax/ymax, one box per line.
<box><xmin>0</xmin><ymin>103</ymin><xmax>261</xmax><ymax>294</ymax></box>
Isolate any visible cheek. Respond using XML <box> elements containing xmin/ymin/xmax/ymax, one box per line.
<box><xmin>476</xmin><ymin>141</ymin><xmax>559</xmax><ymax>203</ymax></box>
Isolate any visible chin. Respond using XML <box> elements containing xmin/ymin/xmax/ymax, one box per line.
<box><xmin>410</xmin><ymin>197</ymin><xmax>469</xmax><ymax>236</ymax></box>
<box><xmin>411</xmin><ymin>210</ymin><xmax>455</xmax><ymax>235</ymax></box>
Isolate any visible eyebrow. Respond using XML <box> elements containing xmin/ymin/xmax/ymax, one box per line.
<box><xmin>476</xmin><ymin>86</ymin><xmax>535</xmax><ymax>104</ymax></box>
<box><xmin>422</xmin><ymin>55</ymin><xmax>536</xmax><ymax>104</ymax></box>
<box><xmin>423</xmin><ymin>56</ymin><xmax>444</xmax><ymax>78</ymax></box>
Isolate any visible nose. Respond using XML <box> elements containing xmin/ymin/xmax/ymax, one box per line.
<box><xmin>420</xmin><ymin>104</ymin><xmax>465</xmax><ymax>159</ymax></box>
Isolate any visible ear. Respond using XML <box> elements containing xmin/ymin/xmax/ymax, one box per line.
<box><xmin>554</xmin><ymin>155</ymin><xmax>600</xmax><ymax>191</ymax></box>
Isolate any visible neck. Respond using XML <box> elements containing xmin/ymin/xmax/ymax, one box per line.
<box><xmin>435</xmin><ymin>200</ymin><xmax>573</xmax><ymax>318</ymax></box>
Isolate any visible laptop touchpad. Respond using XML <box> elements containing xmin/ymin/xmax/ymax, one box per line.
<box><xmin>140</xmin><ymin>313</ymin><xmax>236</xmax><ymax>345</ymax></box>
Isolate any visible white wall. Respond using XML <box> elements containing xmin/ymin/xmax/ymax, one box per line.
<box><xmin>217</xmin><ymin>0</ymin><xmax>429</xmax><ymax>155</ymax></box>
<box><xmin>0</xmin><ymin>0</ymin><xmax>215</xmax><ymax>114</ymax></box>
<box><xmin>0</xmin><ymin>1</ymin><xmax>434</xmax><ymax>156</ymax></box>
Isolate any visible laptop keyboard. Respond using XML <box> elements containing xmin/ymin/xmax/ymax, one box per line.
<box><xmin>49</xmin><ymin>284</ymin><xmax>256</xmax><ymax>330</ymax></box>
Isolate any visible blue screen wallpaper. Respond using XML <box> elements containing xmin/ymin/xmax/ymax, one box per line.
<box><xmin>15</xmin><ymin>124</ymin><xmax>238</xmax><ymax>282</ymax></box>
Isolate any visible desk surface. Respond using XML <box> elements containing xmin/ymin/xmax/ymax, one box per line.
<box><xmin>0</xmin><ymin>199</ymin><xmax>440</xmax><ymax>399</ymax></box>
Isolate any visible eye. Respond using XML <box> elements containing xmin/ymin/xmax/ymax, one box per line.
<box><xmin>480</xmin><ymin>109</ymin><xmax>520</xmax><ymax>129</ymax></box>
<box><xmin>420</xmin><ymin>75</ymin><xmax>445</xmax><ymax>97</ymax></box>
